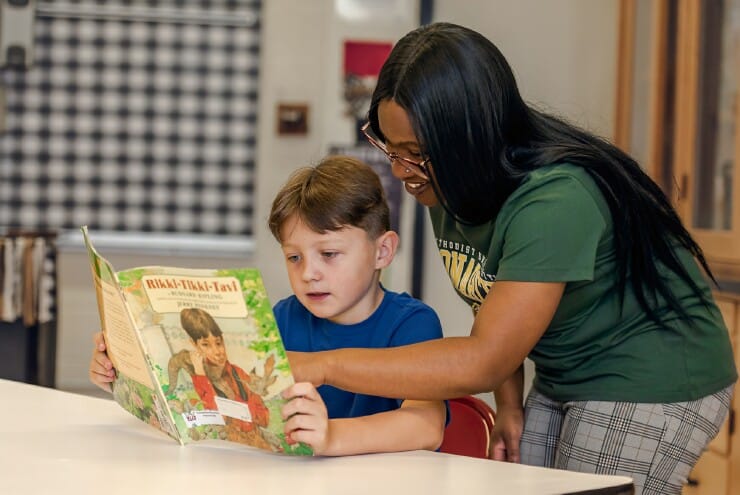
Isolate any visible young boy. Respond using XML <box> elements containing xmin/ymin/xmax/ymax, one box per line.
<box><xmin>268</xmin><ymin>155</ymin><xmax>446</xmax><ymax>455</ymax></box>
<box><xmin>89</xmin><ymin>155</ymin><xmax>446</xmax><ymax>455</ymax></box>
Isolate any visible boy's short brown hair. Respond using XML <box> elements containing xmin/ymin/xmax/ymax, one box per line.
<box><xmin>268</xmin><ymin>155</ymin><xmax>390</xmax><ymax>242</ymax></box>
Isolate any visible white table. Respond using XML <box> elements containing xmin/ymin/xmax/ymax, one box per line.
<box><xmin>0</xmin><ymin>379</ymin><xmax>633</xmax><ymax>494</ymax></box>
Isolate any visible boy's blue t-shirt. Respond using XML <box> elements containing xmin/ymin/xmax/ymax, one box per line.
<box><xmin>273</xmin><ymin>288</ymin><xmax>444</xmax><ymax>419</ymax></box>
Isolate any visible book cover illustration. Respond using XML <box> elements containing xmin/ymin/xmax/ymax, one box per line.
<box><xmin>82</xmin><ymin>226</ymin><xmax>311</xmax><ymax>455</ymax></box>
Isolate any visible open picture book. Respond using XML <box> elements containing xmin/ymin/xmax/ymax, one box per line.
<box><xmin>81</xmin><ymin>226</ymin><xmax>312</xmax><ymax>455</ymax></box>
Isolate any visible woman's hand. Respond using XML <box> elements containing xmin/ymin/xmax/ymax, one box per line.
<box><xmin>89</xmin><ymin>331</ymin><xmax>115</xmax><ymax>393</ymax></box>
<box><xmin>489</xmin><ymin>403</ymin><xmax>524</xmax><ymax>462</ymax></box>
<box><xmin>286</xmin><ymin>351</ymin><xmax>327</xmax><ymax>387</ymax></box>
<box><xmin>281</xmin><ymin>382</ymin><xmax>331</xmax><ymax>455</ymax></box>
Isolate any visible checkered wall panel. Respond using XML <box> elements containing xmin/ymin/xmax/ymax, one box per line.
<box><xmin>0</xmin><ymin>1</ymin><xmax>261</xmax><ymax>236</ymax></box>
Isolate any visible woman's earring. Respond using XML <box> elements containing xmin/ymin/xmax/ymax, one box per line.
<box><xmin>405</xmin><ymin>168</ymin><xmax>411</xmax><ymax>174</ymax></box>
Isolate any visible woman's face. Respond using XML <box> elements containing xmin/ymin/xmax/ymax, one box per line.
<box><xmin>377</xmin><ymin>100</ymin><xmax>439</xmax><ymax>207</ymax></box>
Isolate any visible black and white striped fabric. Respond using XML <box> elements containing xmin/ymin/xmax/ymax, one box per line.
<box><xmin>0</xmin><ymin>1</ymin><xmax>261</xmax><ymax>236</ymax></box>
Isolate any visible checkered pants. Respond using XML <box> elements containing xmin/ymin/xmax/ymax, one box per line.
<box><xmin>520</xmin><ymin>386</ymin><xmax>733</xmax><ymax>495</ymax></box>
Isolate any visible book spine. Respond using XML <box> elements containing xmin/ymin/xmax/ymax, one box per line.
<box><xmin>116</xmin><ymin>284</ymin><xmax>183</xmax><ymax>444</ymax></box>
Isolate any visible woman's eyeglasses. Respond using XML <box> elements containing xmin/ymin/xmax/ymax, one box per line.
<box><xmin>361</xmin><ymin>122</ymin><xmax>430</xmax><ymax>179</ymax></box>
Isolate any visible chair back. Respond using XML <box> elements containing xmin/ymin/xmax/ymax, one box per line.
<box><xmin>439</xmin><ymin>395</ymin><xmax>496</xmax><ymax>459</ymax></box>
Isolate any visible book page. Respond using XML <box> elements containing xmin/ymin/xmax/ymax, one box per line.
<box><xmin>82</xmin><ymin>226</ymin><xmax>179</xmax><ymax>442</ymax></box>
<box><xmin>95</xmin><ymin>275</ymin><xmax>154</xmax><ymax>388</ymax></box>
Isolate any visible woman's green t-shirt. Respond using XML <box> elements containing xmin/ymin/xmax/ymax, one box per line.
<box><xmin>429</xmin><ymin>163</ymin><xmax>737</xmax><ymax>402</ymax></box>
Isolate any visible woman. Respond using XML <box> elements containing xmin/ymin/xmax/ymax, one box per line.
<box><xmin>288</xmin><ymin>22</ymin><xmax>736</xmax><ymax>494</ymax></box>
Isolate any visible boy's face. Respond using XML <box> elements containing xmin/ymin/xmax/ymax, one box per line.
<box><xmin>193</xmin><ymin>334</ymin><xmax>227</xmax><ymax>368</ymax></box>
<box><xmin>279</xmin><ymin>215</ymin><xmax>386</xmax><ymax>325</ymax></box>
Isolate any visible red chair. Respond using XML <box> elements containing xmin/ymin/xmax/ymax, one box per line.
<box><xmin>439</xmin><ymin>395</ymin><xmax>496</xmax><ymax>459</ymax></box>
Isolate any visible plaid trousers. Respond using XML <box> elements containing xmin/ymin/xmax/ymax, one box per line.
<box><xmin>519</xmin><ymin>385</ymin><xmax>733</xmax><ymax>495</ymax></box>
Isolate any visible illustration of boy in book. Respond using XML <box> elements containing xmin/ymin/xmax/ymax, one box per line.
<box><xmin>169</xmin><ymin>307</ymin><xmax>273</xmax><ymax>450</ymax></box>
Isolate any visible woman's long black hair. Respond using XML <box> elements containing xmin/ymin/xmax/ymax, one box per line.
<box><xmin>368</xmin><ymin>22</ymin><xmax>715</xmax><ymax>326</ymax></box>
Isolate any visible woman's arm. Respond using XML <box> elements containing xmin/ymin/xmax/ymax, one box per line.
<box><xmin>288</xmin><ymin>281</ymin><xmax>564</xmax><ymax>399</ymax></box>
<box><xmin>282</xmin><ymin>382</ymin><xmax>446</xmax><ymax>456</ymax></box>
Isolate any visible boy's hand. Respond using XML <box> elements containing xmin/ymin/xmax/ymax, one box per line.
<box><xmin>281</xmin><ymin>382</ymin><xmax>331</xmax><ymax>455</ymax></box>
<box><xmin>89</xmin><ymin>331</ymin><xmax>115</xmax><ymax>393</ymax></box>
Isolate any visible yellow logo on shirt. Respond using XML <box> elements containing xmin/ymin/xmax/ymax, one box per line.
<box><xmin>437</xmin><ymin>248</ymin><xmax>494</xmax><ymax>312</ymax></box>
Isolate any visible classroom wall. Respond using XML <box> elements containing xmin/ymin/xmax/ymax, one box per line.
<box><xmin>56</xmin><ymin>0</ymin><xmax>420</xmax><ymax>392</ymax></box>
<box><xmin>54</xmin><ymin>0</ymin><xmax>618</xmax><ymax>398</ymax></box>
